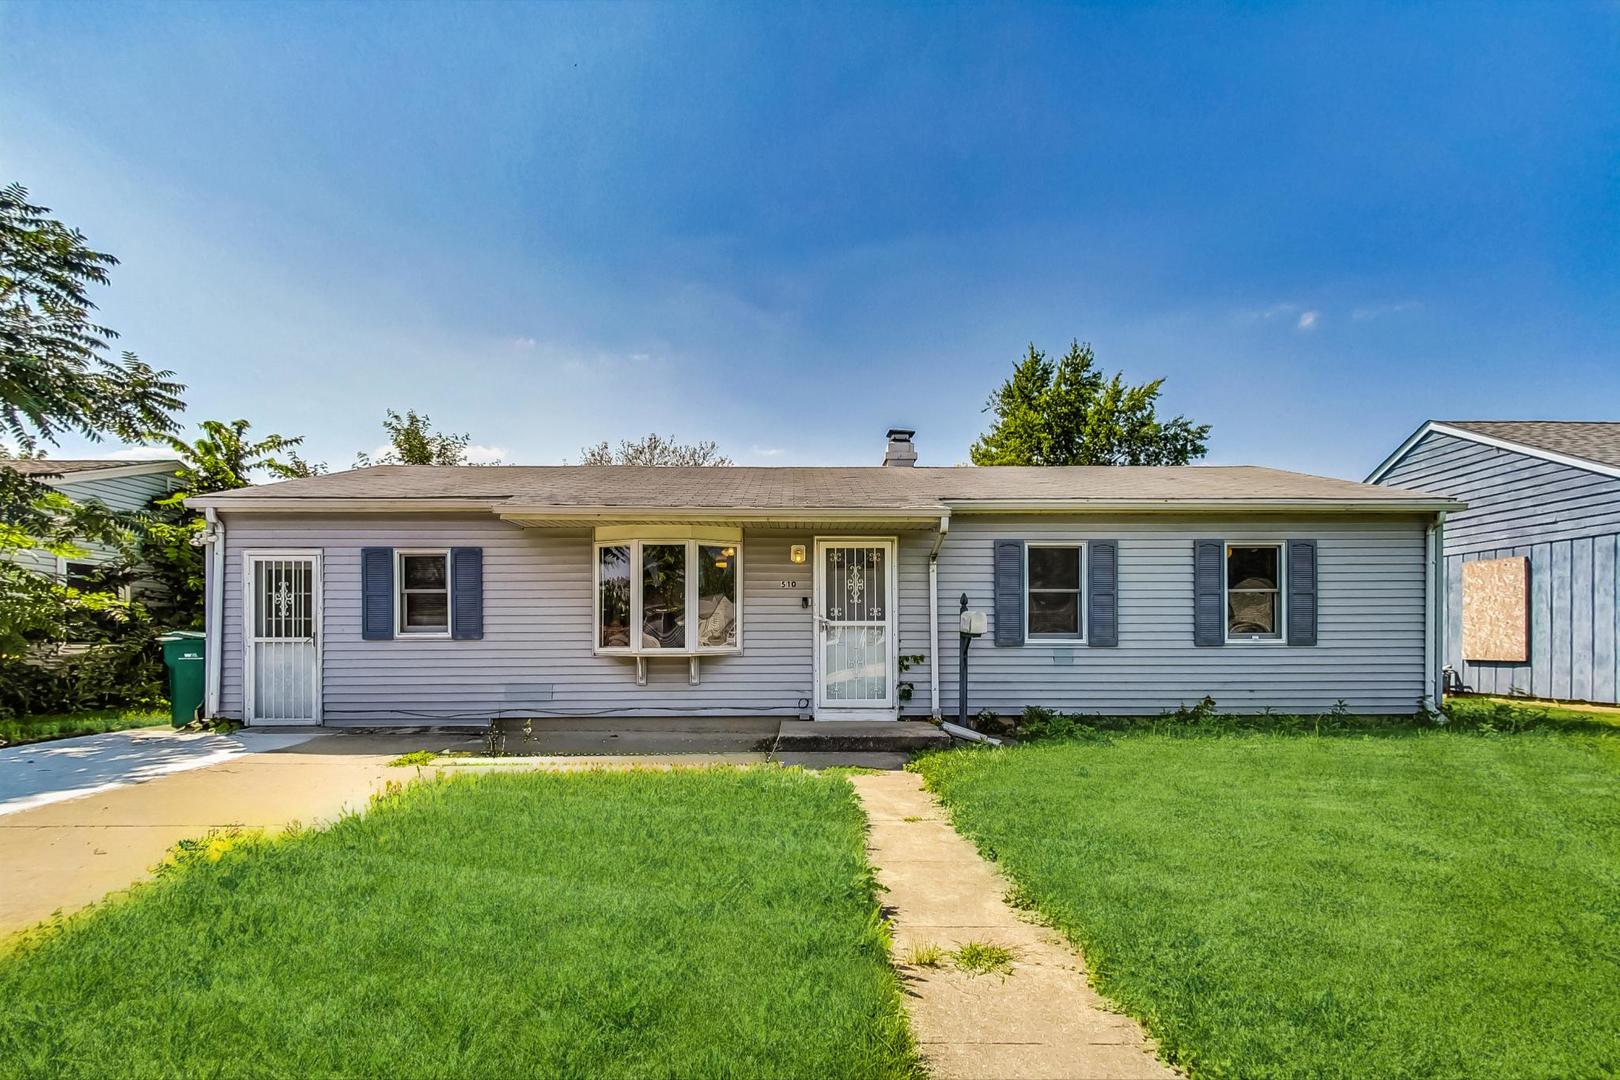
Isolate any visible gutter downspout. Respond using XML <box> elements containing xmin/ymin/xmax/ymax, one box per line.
<box><xmin>204</xmin><ymin>508</ymin><xmax>225</xmax><ymax>718</ymax></box>
<box><xmin>928</xmin><ymin>513</ymin><xmax>950</xmax><ymax>719</ymax></box>
<box><xmin>1427</xmin><ymin>510</ymin><xmax>1446</xmax><ymax>710</ymax></box>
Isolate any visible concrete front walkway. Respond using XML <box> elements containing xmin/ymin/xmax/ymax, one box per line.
<box><xmin>0</xmin><ymin>733</ymin><xmax>427</xmax><ymax>936</ymax></box>
<box><xmin>850</xmin><ymin>771</ymin><xmax>1175</xmax><ymax>1080</ymax></box>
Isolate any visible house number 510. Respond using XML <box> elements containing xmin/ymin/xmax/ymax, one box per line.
<box><xmin>779</xmin><ymin>580</ymin><xmax>798</xmax><ymax>588</ymax></box>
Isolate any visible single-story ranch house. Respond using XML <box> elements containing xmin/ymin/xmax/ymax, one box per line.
<box><xmin>188</xmin><ymin>431</ymin><xmax>1460</xmax><ymax>727</ymax></box>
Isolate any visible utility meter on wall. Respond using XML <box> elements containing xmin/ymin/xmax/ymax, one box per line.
<box><xmin>960</xmin><ymin>609</ymin><xmax>987</xmax><ymax>637</ymax></box>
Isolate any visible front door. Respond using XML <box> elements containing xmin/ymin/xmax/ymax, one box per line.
<box><xmin>244</xmin><ymin>552</ymin><xmax>322</xmax><ymax>725</ymax></box>
<box><xmin>814</xmin><ymin>538</ymin><xmax>897</xmax><ymax>720</ymax></box>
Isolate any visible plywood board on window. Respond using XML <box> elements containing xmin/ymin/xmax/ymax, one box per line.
<box><xmin>1462</xmin><ymin>556</ymin><xmax>1530</xmax><ymax>662</ymax></box>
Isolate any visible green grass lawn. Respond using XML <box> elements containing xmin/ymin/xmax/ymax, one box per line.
<box><xmin>1449</xmin><ymin>693</ymin><xmax>1620</xmax><ymax>729</ymax></box>
<box><xmin>916</xmin><ymin>723</ymin><xmax>1620</xmax><ymax>1079</ymax></box>
<box><xmin>0</xmin><ymin>767</ymin><xmax>918</xmax><ymax>1078</ymax></box>
<box><xmin>0</xmin><ymin>706</ymin><xmax>169</xmax><ymax>748</ymax></box>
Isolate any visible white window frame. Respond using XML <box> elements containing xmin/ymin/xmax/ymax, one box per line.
<box><xmin>1024</xmin><ymin>541</ymin><xmax>1087</xmax><ymax>642</ymax></box>
<box><xmin>395</xmin><ymin>548</ymin><xmax>452</xmax><ymax>638</ymax></box>
<box><xmin>593</xmin><ymin>538</ymin><xmax>744</xmax><ymax>657</ymax></box>
<box><xmin>1224</xmin><ymin>541</ymin><xmax>1287</xmax><ymax>644</ymax></box>
<box><xmin>55</xmin><ymin>556</ymin><xmax>132</xmax><ymax>601</ymax></box>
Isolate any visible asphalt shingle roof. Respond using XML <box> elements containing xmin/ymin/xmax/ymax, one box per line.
<box><xmin>192</xmin><ymin>463</ymin><xmax>1451</xmax><ymax>510</ymax></box>
<box><xmin>1442</xmin><ymin>421</ymin><xmax>1620</xmax><ymax>472</ymax></box>
<box><xmin>2</xmin><ymin>458</ymin><xmax>178</xmax><ymax>477</ymax></box>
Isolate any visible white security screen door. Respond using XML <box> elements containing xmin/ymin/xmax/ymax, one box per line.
<box><xmin>814</xmin><ymin>539</ymin><xmax>897</xmax><ymax>719</ymax></box>
<box><xmin>244</xmin><ymin>553</ymin><xmax>321</xmax><ymax>724</ymax></box>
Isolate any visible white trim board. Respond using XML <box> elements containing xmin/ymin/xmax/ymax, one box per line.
<box><xmin>1367</xmin><ymin>421</ymin><xmax>1620</xmax><ymax>485</ymax></box>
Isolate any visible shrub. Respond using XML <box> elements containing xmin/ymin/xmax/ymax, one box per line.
<box><xmin>0</xmin><ymin>634</ymin><xmax>165</xmax><ymax>719</ymax></box>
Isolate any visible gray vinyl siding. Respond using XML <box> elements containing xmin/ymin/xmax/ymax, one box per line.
<box><xmin>216</xmin><ymin>510</ymin><xmax>1428</xmax><ymax>722</ymax></box>
<box><xmin>218</xmin><ymin>515</ymin><xmax>932</xmax><ymax>723</ymax></box>
<box><xmin>1379</xmin><ymin>429</ymin><xmax>1620</xmax><ymax>703</ymax></box>
<box><xmin>5</xmin><ymin>470</ymin><xmax>177</xmax><ymax>579</ymax></box>
<box><xmin>54</xmin><ymin>471</ymin><xmax>176</xmax><ymax>514</ymax></box>
<box><xmin>936</xmin><ymin>514</ymin><xmax>1429</xmax><ymax>716</ymax></box>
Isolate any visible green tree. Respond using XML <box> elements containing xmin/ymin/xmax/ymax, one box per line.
<box><xmin>1</xmin><ymin>183</ymin><xmax>184</xmax><ymax>524</ymax></box>
<box><xmin>0</xmin><ymin>182</ymin><xmax>182</xmax><ymax>676</ymax></box>
<box><xmin>969</xmin><ymin>341</ymin><xmax>1211</xmax><ymax>466</ymax></box>
<box><xmin>140</xmin><ymin>419</ymin><xmax>322</xmax><ymax>628</ymax></box>
<box><xmin>576</xmin><ymin>433</ymin><xmax>732</xmax><ymax>466</ymax></box>
<box><xmin>356</xmin><ymin>409</ymin><xmax>490</xmax><ymax>466</ymax></box>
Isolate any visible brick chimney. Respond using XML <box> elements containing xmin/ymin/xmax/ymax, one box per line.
<box><xmin>883</xmin><ymin>428</ymin><xmax>918</xmax><ymax>467</ymax></box>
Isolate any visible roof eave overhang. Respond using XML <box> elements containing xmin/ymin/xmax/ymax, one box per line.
<box><xmin>25</xmin><ymin>460</ymin><xmax>182</xmax><ymax>484</ymax></box>
<box><xmin>945</xmin><ymin>498</ymin><xmax>1464</xmax><ymax>514</ymax></box>
<box><xmin>193</xmin><ymin>495</ymin><xmax>1462</xmax><ymax>516</ymax></box>
<box><xmin>499</xmin><ymin>505</ymin><xmax>949</xmax><ymax>527</ymax></box>
<box><xmin>187</xmin><ymin>496</ymin><xmax>505</xmax><ymax>512</ymax></box>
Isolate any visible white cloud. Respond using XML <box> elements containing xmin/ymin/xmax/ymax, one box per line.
<box><xmin>1235</xmin><ymin>302</ymin><xmax>1299</xmax><ymax>325</ymax></box>
<box><xmin>510</xmin><ymin>336</ymin><xmax>538</xmax><ymax>349</ymax></box>
<box><xmin>751</xmin><ymin>445</ymin><xmax>785</xmax><ymax>458</ymax></box>
<box><xmin>3</xmin><ymin>442</ymin><xmax>176</xmax><ymax>461</ymax></box>
<box><xmin>1351</xmin><ymin>301</ymin><xmax>1422</xmax><ymax>321</ymax></box>
<box><xmin>465</xmin><ymin>444</ymin><xmax>506</xmax><ymax>464</ymax></box>
<box><xmin>1296</xmin><ymin>310</ymin><xmax>1319</xmax><ymax>331</ymax></box>
<box><xmin>89</xmin><ymin>445</ymin><xmax>178</xmax><ymax>460</ymax></box>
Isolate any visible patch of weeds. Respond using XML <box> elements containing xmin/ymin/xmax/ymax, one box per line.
<box><xmin>1009</xmin><ymin>693</ymin><xmax>1620</xmax><ymax>743</ymax></box>
<box><xmin>369</xmin><ymin>779</ymin><xmax>408</xmax><ymax>810</ymax></box>
<box><xmin>1003</xmin><ymin>882</ymin><xmax>1038</xmax><ymax>911</ymax></box>
<box><xmin>388</xmin><ymin>750</ymin><xmax>438</xmax><ymax>767</ymax></box>
<box><xmin>178</xmin><ymin>716</ymin><xmax>242</xmax><ymax>736</ymax></box>
<box><xmin>903</xmin><ymin>941</ymin><xmax>944</xmax><ymax>968</ymax></box>
<box><xmin>902</xmin><ymin>815</ymin><xmax>923</xmax><ymax>823</ymax></box>
<box><xmin>483</xmin><ymin>720</ymin><xmax>507</xmax><ymax>757</ymax></box>
<box><xmin>952</xmin><ymin>940</ymin><xmax>1016</xmax><ymax>977</ymax></box>
<box><xmin>157</xmin><ymin>827</ymin><xmax>257</xmax><ymax>876</ymax></box>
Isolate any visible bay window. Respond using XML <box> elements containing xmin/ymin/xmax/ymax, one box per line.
<box><xmin>594</xmin><ymin>535</ymin><xmax>742</xmax><ymax>654</ymax></box>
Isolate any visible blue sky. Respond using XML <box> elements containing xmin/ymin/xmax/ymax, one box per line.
<box><xmin>2</xmin><ymin>3</ymin><xmax>1616</xmax><ymax>479</ymax></box>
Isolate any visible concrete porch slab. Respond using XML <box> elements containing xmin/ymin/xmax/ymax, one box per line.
<box><xmin>773</xmin><ymin>720</ymin><xmax>950</xmax><ymax>753</ymax></box>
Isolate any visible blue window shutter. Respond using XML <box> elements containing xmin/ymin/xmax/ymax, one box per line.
<box><xmin>993</xmin><ymin>540</ymin><xmax>1025</xmax><ymax>646</ymax></box>
<box><xmin>451</xmin><ymin>547</ymin><xmax>484</xmax><ymax>640</ymax></box>
<box><xmin>361</xmin><ymin>547</ymin><xmax>394</xmax><ymax>640</ymax></box>
<box><xmin>1088</xmin><ymin>540</ymin><xmax>1118</xmax><ymax>647</ymax></box>
<box><xmin>1193</xmin><ymin>539</ymin><xmax>1225</xmax><ymax>646</ymax></box>
<box><xmin>1287</xmin><ymin>540</ymin><xmax>1318</xmax><ymax>646</ymax></box>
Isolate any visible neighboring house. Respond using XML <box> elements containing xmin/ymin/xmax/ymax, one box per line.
<box><xmin>189</xmin><ymin>430</ymin><xmax>1457</xmax><ymax>728</ymax></box>
<box><xmin>3</xmin><ymin>458</ymin><xmax>182</xmax><ymax>595</ymax></box>
<box><xmin>1369</xmin><ymin>420</ymin><xmax>1620</xmax><ymax>705</ymax></box>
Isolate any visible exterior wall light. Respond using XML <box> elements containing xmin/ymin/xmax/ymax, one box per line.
<box><xmin>790</xmin><ymin>544</ymin><xmax>807</xmax><ymax>564</ymax></box>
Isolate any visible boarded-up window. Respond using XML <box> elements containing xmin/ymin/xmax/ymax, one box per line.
<box><xmin>1462</xmin><ymin>557</ymin><xmax>1529</xmax><ymax>662</ymax></box>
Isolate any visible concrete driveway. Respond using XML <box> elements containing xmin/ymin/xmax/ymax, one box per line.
<box><xmin>0</xmin><ymin>730</ymin><xmax>458</xmax><ymax>936</ymax></box>
<box><xmin>0</xmin><ymin>727</ymin><xmax>316</xmax><ymax>817</ymax></box>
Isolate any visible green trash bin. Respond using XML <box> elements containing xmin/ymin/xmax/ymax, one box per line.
<box><xmin>159</xmin><ymin>630</ymin><xmax>207</xmax><ymax>727</ymax></box>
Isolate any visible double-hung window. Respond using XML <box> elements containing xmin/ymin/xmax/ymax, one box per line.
<box><xmin>596</xmin><ymin>537</ymin><xmax>741</xmax><ymax>654</ymax></box>
<box><xmin>1026</xmin><ymin>543</ymin><xmax>1085</xmax><ymax>640</ymax></box>
<box><xmin>397</xmin><ymin>550</ymin><xmax>450</xmax><ymax>635</ymax></box>
<box><xmin>1226</xmin><ymin>543</ymin><xmax>1283</xmax><ymax>642</ymax></box>
<box><xmin>63</xmin><ymin>561</ymin><xmax>100</xmax><ymax>592</ymax></box>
